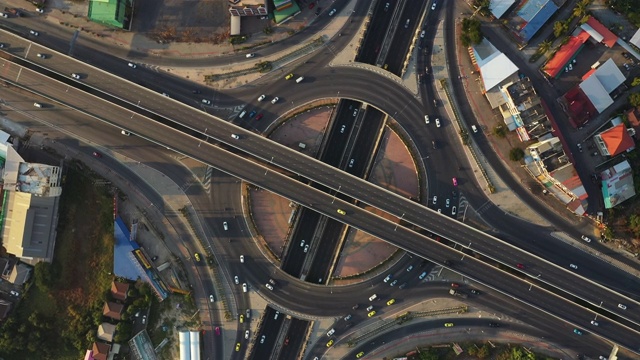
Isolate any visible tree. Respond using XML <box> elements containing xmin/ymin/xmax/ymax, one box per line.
<box><xmin>630</xmin><ymin>93</ymin><xmax>640</xmax><ymax>107</ymax></box>
<box><xmin>509</xmin><ymin>147</ymin><xmax>525</xmax><ymax>162</ymax></box>
<box><xmin>477</xmin><ymin>344</ymin><xmax>491</xmax><ymax>359</ymax></box>
<box><xmin>632</xmin><ymin>77</ymin><xmax>640</xmax><ymax>87</ymax></box>
<box><xmin>34</xmin><ymin>262</ymin><xmax>54</xmax><ymax>292</ymax></box>
<box><xmin>553</xmin><ymin>21</ymin><xmax>568</xmax><ymax>38</ymax></box>
<box><xmin>460</xmin><ymin>18</ymin><xmax>483</xmax><ymax>47</ymax></box>
<box><xmin>493</xmin><ymin>125</ymin><xmax>507</xmax><ymax>138</ymax></box>
<box><xmin>629</xmin><ymin>214</ymin><xmax>640</xmax><ymax>237</ymax></box>
<box><xmin>538</xmin><ymin>40</ymin><xmax>552</xmax><ymax>54</ymax></box>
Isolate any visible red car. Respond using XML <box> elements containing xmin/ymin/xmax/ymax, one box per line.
<box><xmin>92</xmin><ymin>151</ymin><xmax>102</xmax><ymax>158</ymax></box>
<box><xmin>255</xmin><ymin>113</ymin><xmax>264</xmax><ymax>121</ymax></box>
<box><xmin>452</xmin><ymin>177</ymin><xmax>458</xmax><ymax>186</ymax></box>
<box><xmin>215</xmin><ymin>327</ymin><xmax>220</xmax><ymax>336</ymax></box>
<box><xmin>516</xmin><ymin>263</ymin><xmax>525</xmax><ymax>269</ymax></box>
<box><xmin>308</xmin><ymin>2</ymin><xmax>315</xmax><ymax>9</ymax></box>
<box><xmin>451</xmin><ymin>282</ymin><xmax>459</xmax><ymax>288</ymax></box>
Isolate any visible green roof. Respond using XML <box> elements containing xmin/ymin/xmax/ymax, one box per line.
<box><xmin>88</xmin><ymin>0</ymin><xmax>127</xmax><ymax>28</ymax></box>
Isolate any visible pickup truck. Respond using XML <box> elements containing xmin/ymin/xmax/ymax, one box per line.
<box><xmin>449</xmin><ymin>289</ymin><xmax>468</xmax><ymax>299</ymax></box>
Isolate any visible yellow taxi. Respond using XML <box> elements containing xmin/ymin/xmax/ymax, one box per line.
<box><xmin>356</xmin><ymin>351</ymin><xmax>365</xmax><ymax>358</ymax></box>
<box><xmin>337</xmin><ymin>209</ymin><xmax>347</xmax><ymax>215</ymax></box>
<box><xmin>239</xmin><ymin>315</ymin><xmax>244</xmax><ymax>323</ymax></box>
<box><xmin>285</xmin><ymin>73</ymin><xmax>294</xmax><ymax>80</ymax></box>
<box><xmin>194</xmin><ymin>253</ymin><xmax>201</xmax><ymax>262</ymax></box>
<box><xmin>367</xmin><ymin>311</ymin><xmax>376</xmax><ymax>317</ymax></box>
<box><xmin>235</xmin><ymin>342</ymin><xmax>241</xmax><ymax>351</ymax></box>
<box><xmin>386</xmin><ymin>299</ymin><xmax>395</xmax><ymax>306</ymax></box>
<box><xmin>326</xmin><ymin>339</ymin><xmax>334</xmax><ymax>347</ymax></box>
<box><xmin>444</xmin><ymin>322</ymin><xmax>454</xmax><ymax>327</ymax></box>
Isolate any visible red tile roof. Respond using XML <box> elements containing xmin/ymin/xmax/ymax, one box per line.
<box><xmin>586</xmin><ymin>16</ymin><xmax>618</xmax><ymax>48</ymax></box>
<box><xmin>111</xmin><ymin>281</ymin><xmax>130</xmax><ymax>301</ymax></box>
<box><xmin>600</xmin><ymin>124</ymin><xmax>635</xmax><ymax>156</ymax></box>
<box><xmin>626</xmin><ymin>108</ymin><xmax>640</xmax><ymax>132</ymax></box>
<box><xmin>102</xmin><ymin>301</ymin><xmax>124</xmax><ymax>320</ymax></box>
<box><xmin>544</xmin><ymin>31</ymin><xmax>591</xmax><ymax>78</ymax></box>
<box><xmin>92</xmin><ymin>342</ymin><xmax>111</xmax><ymax>360</ymax></box>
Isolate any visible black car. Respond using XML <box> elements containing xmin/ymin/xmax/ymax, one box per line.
<box><xmin>192</xmin><ymin>90</ymin><xmax>201</xmax><ymax>94</ymax></box>
<box><xmin>489</xmin><ymin>322</ymin><xmax>500</xmax><ymax>328</ymax></box>
<box><xmin>470</xmin><ymin>289</ymin><xmax>480</xmax><ymax>295</ymax></box>
<box><xmin>315</xmin><ymin>7</ymin><xmax>321</xmax><ymax>15</ymax></box>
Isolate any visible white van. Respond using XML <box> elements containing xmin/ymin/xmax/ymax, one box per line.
<box><xmin>424</xmin><ymin>115</ymin><xmax>430</xmax><ymax>124</ymax></box>
<box><xmin>296</xmin><ymin>76</ymin><xmax>304</xmax><ymax>83</ymax></box>
<box><xmin>471</xmin><ymin>125</ymin><xmax>478</xmax><ymax>133</ymax></box>
<box><xmin>368</xmin><ymin>294</ymin><xmax>377</xmax><ymax>301</ymax></box>
<box><xmin>239</xmin><ymin>110</ymin><xmax>247</xmax><ymax>118</ymax></box>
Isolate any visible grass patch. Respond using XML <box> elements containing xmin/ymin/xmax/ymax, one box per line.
<box><xmin>0</xmin><ymin>165</ymin><xmax>115</xmax><ymax>360</ymax></box>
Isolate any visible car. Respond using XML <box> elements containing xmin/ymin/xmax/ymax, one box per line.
<box><xmin>452</xmin><ymin>177</ymin><xmax>458</xmax><ymax>186</ymax></box>
<box><xmin>242</xmin><ymin>283</ymin><xmax>248</xmax><ymax>292</ymax></box>
<box><xmin>368</xmin><ymin>294</ymin><xmax>377</xmax><ymax>301</ymax></box>
<box><xmin>162</xmin><ymin>92</ymin><xmax>170</xmax><ymax>97</ymax></box>
<box><xmin>315</xmin><ymin>8</ymin><xmax>321</xmax><ymax>16</ymax></box>
<box><xmin>239</xmin><ymin>314</ymin><xmax>244</xmax><ymax>323</ymax></box>
<box><xmin>246</xmin><ymin>53</ymin><xmax>255</xmax><ymax>58</ymax></box>
<box><xmin>121</xmin><ymin>130</ymin><xmax>131</xmax><ymax>136</ymax></box>
<box><xmin>195</xmin><ymin>252</ymin><xmax>202</xmax><ymax>262</ymax></box>
<box><xmin>419</xmin><ymin>271</ymin><xmax>427</xmax><ymax>280</ymax></box>
<box><xmin>245</xmin><ymin>330</ymin><xmax>250</xmax><ymax>339</ymax></box>
<box><xmin>258</xmin><ymin>94</ymin><xmax>266</xmax><ymax>102</ymax></box>
<box><xmin>431</xmin><ymin>3</ymin><xmax>437</xmax><ymax>10</ymax></box>
<box><xmin>348</xmin><ymin>159</ymin><xmax>355</xmax><ymax>167</ymax></box>
<box><xmin>285</xmin><ymin>73</ymin><xmax>294</xmax><ymax>80</ymax></box>
<box><xmin>231</xmin><ymin>134</ymin><xmax>240</xmax><ymax>140</ymax></box>
<box><xmin>215</xmin><ymin>326</ymin><xmax>221</xmax><ymax>335</ymax></box>
<box><xmin>223</xmin><ymin>221</ymin><xmax>228</xmax><ymax>230</ymax></box>
<box><xmin>269</xmin><ymin>278</ymin><xmax>276</xmax><ymax>285</ymax></box>
<box><xmin>71</xmin><ymin>73</ymin><xmax>81</xmax><ymax>79</ymax></box>
<box><xmin>1</xmin><ymin>12</ymin><xmax>8</xmax><ymax>18</ymax></box>
<box><xmin>367</xmin><ymin>311</ymin><xmax>376</xmax><ymax>317</ymax></box>
<box><xmin>443</xmin><ymin>260</ymin><xmax>452</xmax><ymax>266</ymax></box>
<box><xmin>573</xmin><ymin>328</ymin><xmax>583</xmax><ymax>335</ymax></box>
<box><xmin>366</xmin><ymin>305</ymin><xmax>374</xmax><ymax>312</ymax></box>
<box><xmin>246</xmin><ymin>308</ymin><xmax>251</xmax><ymax>318</ymax></box>
<box><xmin>284</xmin><ymin>337</ymin><xmax>289</xmax><ymax>346</ymax></box>
<box><xmin>30</xmin><ymin>30</ymin><xmax>39</xmax><ymax>36</ymax></box>
<box><xmin>581</xmin><ymin>235</ymin><xmax>592</xmax><ymax>243</ymax></box>
<box><xmin>383</xmin><ymin>274</ymin><xmax>392</xmax><ymax>283</ymax></box>
<box><xmin>471</xmin><ymin>125</ymin><xmax>478</xmax><ymax>133</ymax></box>
<box><xmin>235</xmin><ymin>343</ymin><xmax>241</xmax><ymax>351</ymax></box>
<box><xmin>353</xmin><ymin>109</ymin><xmax>358</xmax><ymax>117</ymax></box>
<box><xmin>274</xmin><ymin>311</ymin><xmax>280</xmax><ymax>319</ymax></box>
<box><xmin>308</xmin><ymin>3</ymin><xmax>315</xmax><ymax>9</ymax></box>
<box><xmin>406</xmin><ymin>265</ymin><xmax>413</xmax><ymax>272</ymax></box>
<box><xmin>151</xmin><ymin>256</ymin><xmax>158</xmax><ymax>261</ymax></box>
<box><xmin>240</xmin><ymin>255</ymin><xmax>244</xmax><ymax>263</ymax></box>
<box><xmin>271</xmin><ymin>97</ymin><xmax>279</xmax><ymax>104</ymax></box>
<box><xmin>389</xmin><ymin>279</ymin><xmax>398</xmax><ymax>286</ymax></box>
<box><xmin>444</xmin><ymin>322</ymin><xmax>454</xmax><ymax>327</ymax></box>
<box><xmin>326</xmin><ymin>339</ymin><xmax>334</xmax><ymax>347</ymax></box>
<box><xmin>591</xmin><ymin>320</ymin><xmax>599</xmax><ymax>326</ymax></box>
<box><xmin>451</xmin><ymin>282</ymin><xmax>460</xmax><ymax>288</ymax></box>
<box><xmin>432</xmin><ymin>140</ymin><xmax>437</xmax><ymax>149</ymax></box>
<box><xmin>327</xmin><ymin>328</ymin><xmax>335</xmax><ymax>336</ymax></box>
<box><xmin>202</xmin><ymin>99</ymin><xmax>211</xmax><ymax>105</ymax></box>
<box><xmin>260</xmin><ymin>335</ymin><xmax>266</xmax><ymax>344</ymax></box>
<box><xmin>516</xmin><ymin>263</ymin><xmax>525</xmax><ymax>269</ymax></box>
<box><xmin>337</xmin><ymin>209</ymin><xmax>347</xmax><ymax>215</ymax></box>
<box><xmin>384</xmin><ymin>2</ymin><xmax>390</xmax><ymax>11</ymax></box>
<box><xmin>36</xmin><ymin>53</ymin><xmax>47</xmax><ymax>59</ymax></box>
<box><xmin>344</xmin><ymin>314</ymin><xmax>352</xmax><ymax>321</ymax></box>
<box><xmin>255</xmin><ymin>113</ymin><xmax>264</xmax><ymax>121</ymax></box>
<box><xmin>126</xmin><ymin>62</ymin><xmax>137</xmax><ymax>68</ymax></box>
<box><xmin>445</xmin><ymin>199</ymin><xmax>450</xmax><ymax>208</ymax></box>
<box><xmin>420</xmin><ymin>30</ymin><xmax>426</xmax><ymax>38</ymax></box>
<box><xmin>398</xmin><ymin>282</ymin><xmax>407</xmax><ymax>289</ymax></box>
<box><xmin>404</xmin><ymin>19</ymin><xmax>410</xmax><ymax>28</ymax></box>
<box><xmin>599</xmin><ymin>356</ymin><xmax>608</xmax><ymax>360</ymax></box>
<box><xmin>9</xmin><ymin>290</ymin><xmax>19</xmax><ymax>297</ymax></box>
<box><xmin>304</xmin><ymin>244</ymin><xmax>309</xmax><ymax>253</ymax></box>
<box><xmin>488</xmin><ymin>322</ymin><xmax>500</xmax><ymax>327</ymax></box>
<box><xmin>451</xmin><ymin>206</ymin><xmax>457</xmax><ymax>215</ymax></box>
<box><xmin>192</xmin><ymin>89</ymin><xmax>201</xmax><ymax>94</ymax></box>
<box><xmin>437</xmin><ymin>209</ymin><xmax>441</xmax><ymax>213</ymax></box>
<box><xmin>265</xmin><ymin>283</ymin><xmax>274</xmax><ymax>291</ymax></box>
<box><xmin>357</xmin><ymin>351</ymin><xmax>365</xmax><ymax>358</ymax></box>
<box><xmin>0</xmin><ymin>43</ymin><xmax>6</xmax><ymax>48</ymax></box>
<box><xmin>618</xmin><ymin>303</ymin><xmax>627</xmax><ymax>310</ymax></box>
<box><xmin>92</xmin><ymin>151</ymin><xmax>102</xmax><ymax>158</ymax></box>
<box><xmin>425</xmin><ymin>115</ymin><xmax>430</xmax><ymax>124</ymax></box>
<box><xmin>340</xmin><ymin>124</ymin><xmax>347</xmax><ymax>133</ymax></box>
<box><xmin>234</xmin><ymin>276</ymin><xmax>239</xmax><ymax>284</ymax></box>
<box><xmin>300</xmin><ymin>239</ymin><xmax>305</xmax><ymax>247</ymax></box>
<box><xmin>142</xmin><ymin>315</ymin><xmax>146</xmax><ymax>324</ymax></box>
<box><xmin>209</xmin><ymin>295</ymin><xmax>215</xmax><ymax>302</ymax></box>
<box><xmin>386</xmin><ymin>299</ymin><xmax>395</xmax><ymax>305</ymax></box>
<box><xmin>435</xmin><ymin>118</ymin><xmax>441</xmax><ymax>127</ymax></box>
<box><xmin>33</xmin><ymin>102</ymin><xmax>43</xmax><ymax>108</ymax></box>
<box><xmin>36</xmin><ymin>7</ymin><xmax>44</xmax><ymax>13</ymax></box>
<box><xmin>470</xmin><ymin>289</ymin><xmax>480</xmax><ymax>295</ymax></box>
<box><xmin>432</xmin><ymin>196</ymin><xmax>438</xmax><ymax>205</ymax></box>
<box><xmin>569</xmin><ymin>264</ymin><xmax>578</xmax><ymax>269</ymax></box>
<box><xmin>329</xmin><ymin>8</ymin><xmax>337</xmax><ymax>16</ymax></box>
<box><xmin>249</xmin><ymin>110</ymin><xmax>257</xmax><ymax>118</ymax></box>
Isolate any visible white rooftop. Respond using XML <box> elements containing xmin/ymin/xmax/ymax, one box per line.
<box><xmin>630</xmin><ymin>28</ymin><xmax>640</xmax><ymax>49</ymax></box>
<box><xmin>579</xmin><ymin>75</ymin><xmax>613</xmax><ymax>113</ymax></box>
<box><xmin>592</xmin><ymin>58</ymin><xmax>625</xmax><ymax>93</ymax></box>
<box><xmin>490</xmin><ymin>0</ymin><xmax>516</xmax><ymax>18</ymax></box>
<box><xmin>480</xmin><ymin>52</ymin><xmax>519</xmax><ymax>91</ymax></box>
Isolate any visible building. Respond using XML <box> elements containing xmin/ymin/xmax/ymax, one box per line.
<box><xmin>103</xmin><ymin>301</ymin><xmax>124</xmax><ymax>320</ymax></box>
<box><xmin>508</xmin><ymin>0</ymin><xmax>561</xmax><ymax>44</ymax></box>
<box><xmin>91</xmin><ymin>341</ymin><xmax>111</xmax><ymax>360</ymax></box>
<box><xmin>490</xmin><ymin>0</ymin><xmax>517</xmax><ymax>19</ymax></box>
<box><xmin>525</xmin><ymin>137</ymin><xmax>588</xmax><ymax>215</ymax></box>
<box><xmin>625</xmin><ymin>107</ymin><xmax>640</xmax><ymax>134</ymax></box>
<box><xmin>499</xmin><ymin>77</ymin><xmax>552</xmax><ymax>141</ymax></box>
<box><xmin>178</xmin><ymin>330</ymin><xmax>201</xmax><ymax>360</ymax></box>
<box><xmin>581</xmin><ymin>16</ymin><xmax>618</xmax><ymax>48</ymax></box>
<box><xmin>88</xmin><ymin>0</ymin><xmax>128</xmax><ymax>29</ymax></box>
<box><xmin>469</xmin><ymin>38</ymin><xmax>519</xmax><ymax>109</ymax></box>
<box><xmin>0</xmin><ymin>138</ymin><xmax>63</xmax><ymax>265</ymax></box>
<box><xmin>543</xmin><ymin>30</ymin><xmax>591</xmax><ymax>79</ymax></box>
<box><xmin>111</xmin><ymin>280</ymin><xmax>130</xmax><ymax>301</ymax></box>
<box><xmin>594</xmin><ymin>121</ymin><xmax>636</xmax><ymax>157</ymax></box>
<box><xmin>559</xmin><ymin>58</ymin><xmax>626</xmax><ymax>128</ymax></box>
<box><xmin>97</xmin><ymin>322</ymin><xmax>117</xmax><ymax>342</ymax></box>
<box><xmin>598</xmin><ymin>160</ymin><xmax>636</xmax><ymax>208</ymax></box>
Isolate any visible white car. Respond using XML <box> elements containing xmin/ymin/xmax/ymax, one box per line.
<box><xmin>71</xmin><ymin>73</ymin><xmax>81</xmax><ymax>79</ymax></box>
<box><xmin>36</xmin><ymin>8</ymin><xmax>44</xmax><ymax>13</ymax></box>
<box><xmin>9</xmin><ymin>290</ymin><xmax>19</xmax><ymax>297</ymax></box>
<box><xmin>451</xmin><ymin>206</ymin><xmax>457</xmax><ymax>215</ymax></box>
<box><xmin>327</xmin><ymin>328</ymin><xmax>335</xmax><ymax>336</ymax></box>
<box><xmin>209</xmin><ymin>295</ymin><xmax>215</xmax><ymax>302</ymax></box>
<box><xmin>128</xmin><ymin>62</ymin><xmax>137</xmax><ymax>68</ymax></box>
<box><xmin>1</xmin><ymin>12</ymin><xmax>8</xmax><ymax>18</ymax></box>
<box><xmin>340</xmin><ymin>125</ymin><xmax>347</xmax><ymax>133</ymax></box>
<box><xmin>432</xmin><ymin>196</ymin><xmax>437</xmax><ymax>205</ymax></box>
<box><xmin>353</xmin><ymin>109</ymin><xmax>358</xmax><ymax>117</ymax></box>
<box><xmin>435</xmin><ymin>118</ymin><xmax>441</xmax><ymax>127</ymax></box>
<box><xmin>258</xmin><ymin>94</ymin><xmax>266</xmax><ymax>102</ymax></box>
<box><xmin>231</xmin><ymin>134</ymin><xmax>240</xmax><ymax>140</ymax></box>
<box><xmin>420</xmin><ymin>30</ymin><xmax>426</xmax><ymax>38</ymax></box>
<box><xmin>300</xmin><ymin>239</ymin><xmax>305</xmax><ymax>247</ymax></box>
<box><xmin>223</xmin><ymin>221</ymin><xmax>228</xmax><ymax>231</ymax></box>
<box><xmin>329</xmin><ymin>8</ymin><xmax>337</xmax><ymax>16</ymax></box>
<box><xmin>234</xmin><ymin>276</ymin><xmax>240</xmax><ymax>284</ymax></box>
<box><xmin>245</xmin><ymin>330</ymin><xmax>250</xmax><ymax>339</ymax></box>
<box><xmin>242</xmin><ymin>283</ymin><xmax>248</xmax><ymax>292</ymax></box>
<box><xmin>36</xmin><ymin>53</ymin><xmax>47</xmax><ymax>59</ymax></box>
<box><xmin>590</xmin><ymin>320</ymin><xmax>599</xmax><ymax>326</ymax></box>
<box><xmin>618</xmin><ymin>303</ymin><xmax>627</xmax><ymax>310</ymax></box>
<box><xmin>265</xmin><ymin>283</ymin><xmax>274</xmax><ymax>290</ymax></box>
<box><xmin>271</xmin><ymin>97</ymin><xmax>279</xmax><ymax>104</ymax></box>
<box><xmin>202</xmin><ymin>99</ymin><xmax>212</xmax><ymax>105</ymax></box>
<box><xmin>240</xmin><ymin>255</ymin><xmax>245</xmax><ymax>263</ymax></box>
<box><xmin>569</xmin><ymin>264</ymin><xmax>578</xmax><ymax>269</ymax></box>
<box><xmin>260</xmin><ymin>335</ymin><xmax>266</xmax><ymax>344</ymax></box>
<box><xmin>406</xmin><ymin>265</ymin><xmax>413</xmax><ymax>272</ymax></box>
<box><xmin>121</xmin><ymin>130</ymin><xmax>131</xmax><ymax>136</ymax></box>
<box><xmin>33</xmin><ymin>102</ymin><xmax>43</xmax><ymax>108</ymax></box>
<box><xmin>383</xmin><ymin>274</ymin><xmax>392</xmax><ymax>283</ymax></box>
<box><xmin>580</xmin><ymin>235</ymin><xmax>592</xmax><ymax>243</ymax></box>
<box><xmin>445</xmin><ymin>199</ymin><xmax>450</xmax><ymax>208</ymax></box>
<box><xmin>348</xmin><ymin>159</ymin><xmax>355</xmax><ymax>167</ymax></box>
<box><xmin>431</xmin><ymin>3</ymin><xmax>437</xmax><ymax>10</ymax></box>
<box><xmin>304</xmin><ymin>245</ymin><xmax>309</xmax><ymax>253</ymax></box>
<box><xmin>246</xmin><ymin>53</ymin><xmax>255</xmax><ymax>58</ymax></box>
<box><xmin>29</xmin><ymin>30</ymin><xmax>39</xmax><ymax>36</ymax></box>
<box><xmin>424</xmin><ymin>115</ymin><xmax>429</xmax><ymax>124</ymax></box>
